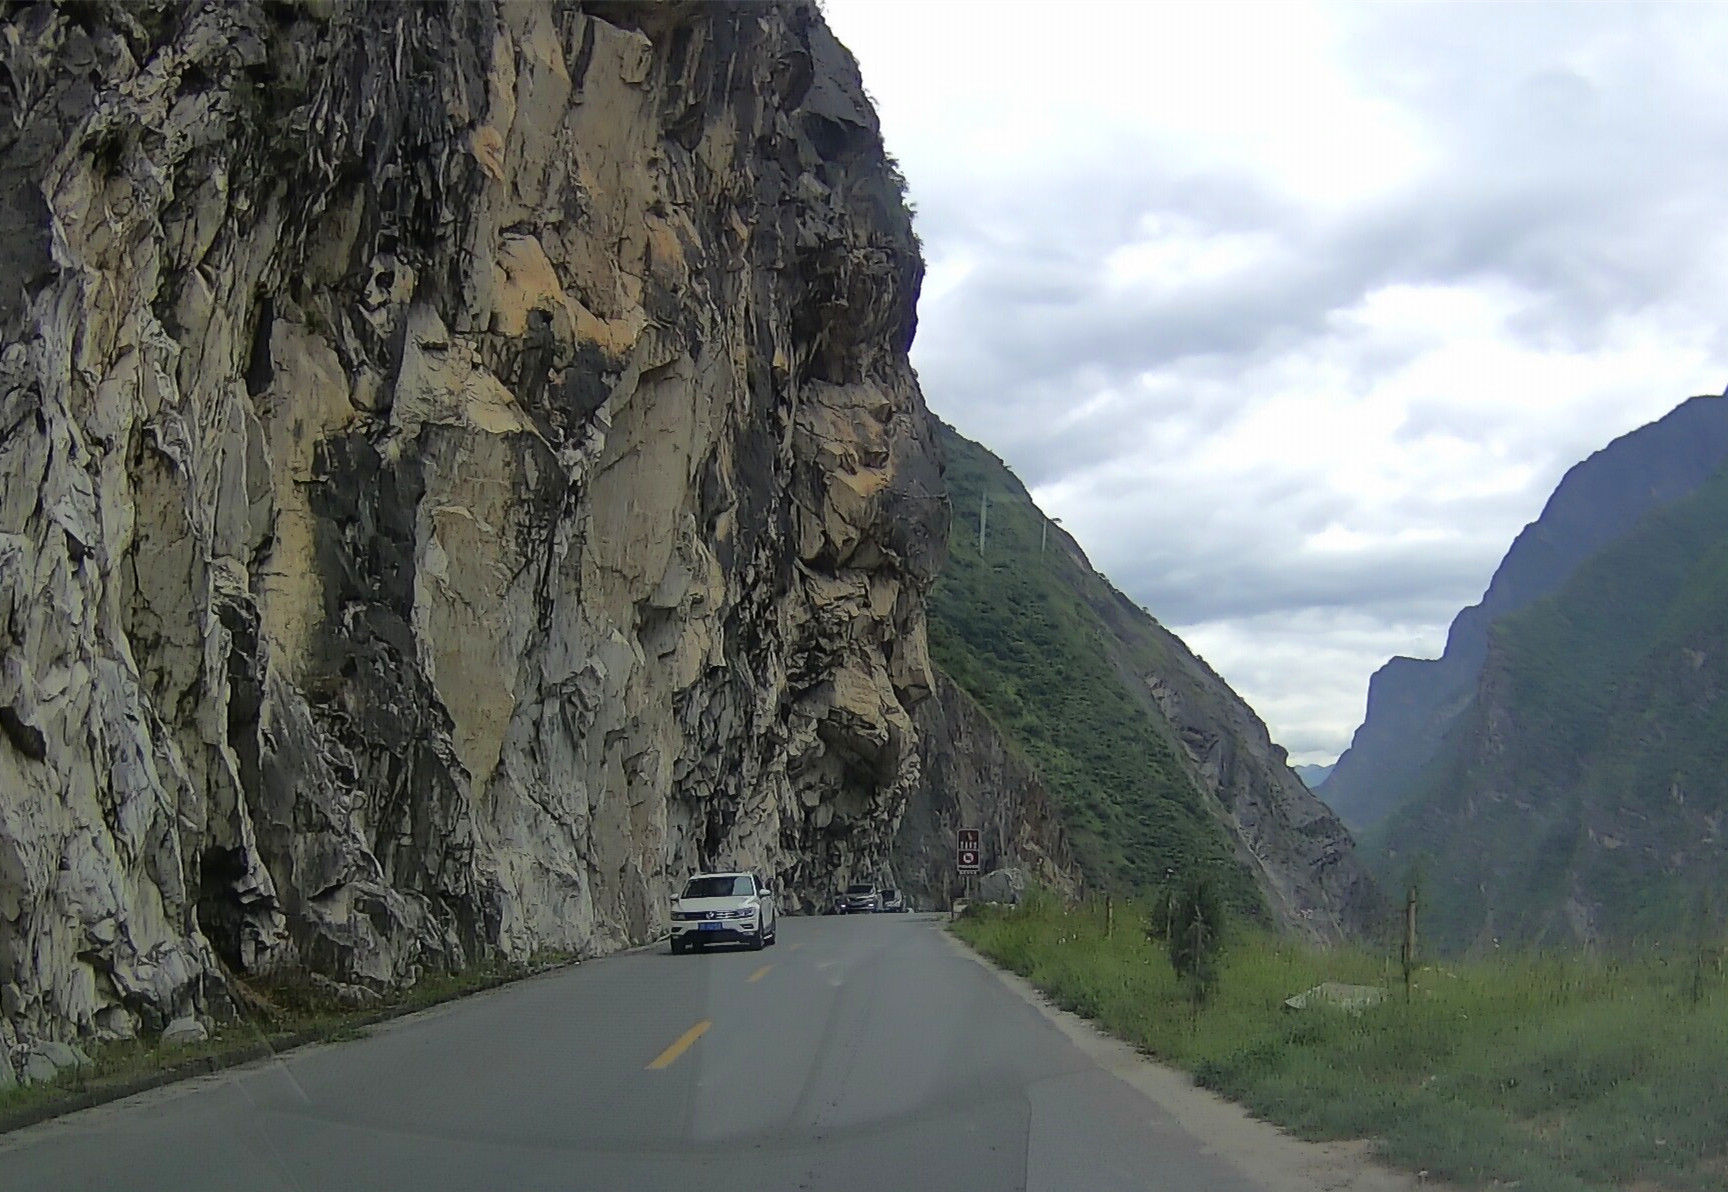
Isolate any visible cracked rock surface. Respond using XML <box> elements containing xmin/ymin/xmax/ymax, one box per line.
<box><xmin>893</xmin><ymin>672</ymin><xmax>1078</xmax><ymax>909</ymax></box>
<box><xmin>0</xmin><ymin>0</ymin><xmax>942</xmax><ymax>1071</ymax></box>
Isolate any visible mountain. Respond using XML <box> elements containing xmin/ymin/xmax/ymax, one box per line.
<box><xmin>1377</xmin><ymin>458</ymin><xmax>1728</xmax><ymax>948</ymax></box>
<box><xmin>1294</xmin><ymin>764</ymin><xmax>1334</xmax><ymax>789</ymax></box>
<box><xmin>0</xmin><ymin>0</ymin><xmax>1385</xmax><ymax>1085</ymax></box>
<box><xmin>0</xmin><ymin>1</ymin><xmax>942</xmax><ymax>1066</ymax></box>
<box><xmin>903</xmin><ymin>423</ymin><xmax>1379</xmax><ymax>940</ymax></box>
<box><xmin>1318</xmin><ymin>394</ymin><xmax>1728</xmax><ymax>832</ymax></box>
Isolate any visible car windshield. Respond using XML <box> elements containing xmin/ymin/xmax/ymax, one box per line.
<box><xmin>846</xmin><ymin>884</ymin><xmax>874</xmax><ymax>895</ymax></box>
<box><xmin>882</xmin><ymin>890</ymin><xmax>898</xmax><ymax>899</ymax></box>
<box><xmin>682</xmin><ymin>876</ymin><xmax>752</xmax><ymax>899</ymax></box>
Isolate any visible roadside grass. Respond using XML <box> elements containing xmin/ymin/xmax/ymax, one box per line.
<box><xmin>954</xmin><ymin>896</ymin><xmax>1728</xmax><ymax>1191</ymax></box>
<box><xmin>0</xmin><ymin>950</ymin><xmax>577</xmax><ymax>1128</ymax></box>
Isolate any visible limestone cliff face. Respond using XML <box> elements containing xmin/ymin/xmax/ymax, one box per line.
<box><xmin>0</xmin><ymin>0</ymin><xmax>942</xmax><ymax>1068</ymax></box>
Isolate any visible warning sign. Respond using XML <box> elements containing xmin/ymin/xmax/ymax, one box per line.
<box><xmin>957</xmin><ymin>828</ymin><xmax>982</xmax><ymax>875</ymax></box>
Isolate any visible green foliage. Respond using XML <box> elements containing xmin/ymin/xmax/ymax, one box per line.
<box><xmin>1144</xmin><ymin>878</ymin><xmax>1178</xmax><ymax>942</ymax></box>
<box><xmin>1168</xmin><ymin>872</ymin><xmax>1226</xmax><ymax>1010</ymax></box>
<box><xmin>956</xmin><ymin>902</ymin><xmax>1728</xmax><ymax>1191</ymax></box>
<box><xmin>1374</xmin><ymin>462</ymin><xmax>1728</xmax><ymax>949</ymax></box>
<box><xmin>928</xmin><ymin>423</ymin><xmax>1263</xmax><ymax>915</ymax></box>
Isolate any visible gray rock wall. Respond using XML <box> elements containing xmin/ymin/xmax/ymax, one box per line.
<box><xmin>0</xmin><ymin>0</ymin><xmax>943</xmax><ymax>1071</ymax></box>
<box><xmin>892</xmin><ymin>671</ymin><xmax>1077</xmax><ymax>908</ymax></box>
<box><xmin>1123</xmin><ymin>612</ymin><xmax>1382</xmax><ymax>942</ymax></box>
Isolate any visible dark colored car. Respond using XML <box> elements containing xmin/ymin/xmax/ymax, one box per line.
<box><xmin>834</xmin><ymin>882</ymin><xmax>880</xmax><ymax>914</ymax></box>
<box><xmin>879</xmin><ymin>888</ymin><xmax>906</xmax><ymax>913</ymax></box>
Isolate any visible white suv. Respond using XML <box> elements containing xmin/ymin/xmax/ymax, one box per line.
<box><xmin>669</xmin><ymin>872</ymin><xmax>777</xmax><ymax>953</ymax></box>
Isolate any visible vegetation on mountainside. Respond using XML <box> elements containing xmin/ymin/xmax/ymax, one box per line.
<box><xmin>1374</xmin><ymin>463</ymin><xmax>1728</xmax><ymax>948</ymax></box>
<box><xmin>956</xmin><ymin>898</ymin><xmax>1728</xmax><ymax>1192</ymax></box>
<box><xmin>925</xmin><ymin>424</ymin><xmax>1263</xmax><ymax>915</ymax></box>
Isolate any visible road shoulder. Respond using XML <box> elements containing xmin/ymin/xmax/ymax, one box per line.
<box><xmin>937</xmin><ymin>925</ymin><xmax>1447</xmax><ymax>1192</ymax></box>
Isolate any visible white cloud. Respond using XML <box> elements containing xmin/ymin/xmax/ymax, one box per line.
<box><xmin>823</xmin><ymin>0</ymin><xmax>1728</xmax><ymax>764</ymax></box>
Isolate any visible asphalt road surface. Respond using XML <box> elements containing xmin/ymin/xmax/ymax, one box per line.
<box><xmin>1</xmin><ymin>913</ymin><xmax>1304</xmax><ymax>1191</ymax></box>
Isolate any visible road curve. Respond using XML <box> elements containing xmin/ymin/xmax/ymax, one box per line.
<box><xmin>1</xmin><ymin>914</ymin><xmax>1363</xmax><ymax>1191</ymax></box>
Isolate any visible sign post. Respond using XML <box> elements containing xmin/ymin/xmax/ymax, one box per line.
<box><xmin>956</xmin><ymin>828</ymin><xmax>982</xmax><ymax>917</ymax></box>
<box><xmin>957</xmin><ymin>828</ymin><xmax>982</xmax><ymax>875</ymax></box>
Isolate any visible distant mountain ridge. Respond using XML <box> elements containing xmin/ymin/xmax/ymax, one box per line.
<box><xmin>912</xmin><ymin>421</ymin><xmax>1379</xmax><ymax>940</ymax></box>
<box><xmin>1318</xmin><ymin>394</ymin><xmax>1728</xmax><ymax>831</ymax></box>
<box><xmin>1379</xmin><ymin>456</ymin><xmax>1728</xmax><ymax>947</ymax></box>
<box><xmin>1294</xmin><ymin>764</ymin><xmax>1334</xmax><ymax>789</ymax></box>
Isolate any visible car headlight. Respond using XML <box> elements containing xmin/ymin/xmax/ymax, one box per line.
<box><xmin>671</xmin><ymin>910</ymin><xmax>695</xmax><ymax>921</ymax></box>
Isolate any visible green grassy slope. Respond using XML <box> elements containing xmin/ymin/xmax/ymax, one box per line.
<box><xmin>926</xmin><ymin>423</ymin><xmax>1264</xmax><ymax>915</ymax></box>
<box><xmin>1375</xmin><ymin>462</ymin><xmax>1728</xmax><ymax>947</ymax></box>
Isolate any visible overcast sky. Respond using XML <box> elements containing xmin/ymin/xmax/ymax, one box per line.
<box><xmin>822</xmin><ymin>0</ymin><xmax>1728</xmax><ymax>765</ymax></box>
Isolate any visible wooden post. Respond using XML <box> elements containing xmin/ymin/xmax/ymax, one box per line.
<box><xmin>1402</xmin><ymin>885</ymin><xmax>1418</xmax><ymax>1002</ymax></box>
<box><xmin>1105</xmin><ymin>894</ymin><xmax>1114</xmax><ymax>936</ymax></box>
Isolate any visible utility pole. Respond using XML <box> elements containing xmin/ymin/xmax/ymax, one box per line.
<box><xmin>978</xmin><ymin>492</ymin><xmax>988</xmax><ymax>556</ymax></box>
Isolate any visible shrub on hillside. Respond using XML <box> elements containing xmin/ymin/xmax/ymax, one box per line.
<box><xmin>1166</xmin><ymin>872</ymin><xmax>1225</xmax><ymax>1011</ymax></box>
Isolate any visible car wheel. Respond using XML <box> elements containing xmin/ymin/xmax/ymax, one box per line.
<box><xmin>749</xmin><ymin>926</ymin><xmax>766</xmax><ymax>951</ymax></box>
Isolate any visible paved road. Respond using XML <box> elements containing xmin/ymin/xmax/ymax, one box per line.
<box><xmin>1</xmin><ymin>914</ymin><xmax>1278</xmax><ymax>1191</ymax></box>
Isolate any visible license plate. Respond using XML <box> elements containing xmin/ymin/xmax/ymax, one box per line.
<box><xmin>699</xmin><ymin>922</ymin><xmax>723</xmax><ymax>931</ymax></box>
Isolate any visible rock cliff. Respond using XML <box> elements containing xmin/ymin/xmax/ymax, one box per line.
<box><xmin>0</xmin><ymin>0</ymin><xmax>942</xmax><ymax>1073</ymax></box>
<box><xmin>892</xmin><ymin>672</ymin><xmax>1076</xmax><ymax>909</ymax></box>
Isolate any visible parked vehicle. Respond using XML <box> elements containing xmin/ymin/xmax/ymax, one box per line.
<box><xmin>834</xmin><ymin>882</ymin><xmax>881</xmax><ymax>914</ymax></box>
<box><xmin>878</xmin><ymin>888</ymin><xmax>906</xmax><ymax>913</ymax></box>
<box><xmin>670</xmin><ymin>872</ymin><xmax>777</xmax><ymax>953</ymax></box>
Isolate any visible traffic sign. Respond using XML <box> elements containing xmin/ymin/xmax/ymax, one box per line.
<box><xmin>957</xmin><ymin>828</ymin><xmax>982</xmax><ymax>874</ymax></box>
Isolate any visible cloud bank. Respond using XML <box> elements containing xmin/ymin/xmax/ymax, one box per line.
<box><xmin>824</xmin><ymin>0</ymin><xmax>1728</xmax><ymax>762</ymax></box>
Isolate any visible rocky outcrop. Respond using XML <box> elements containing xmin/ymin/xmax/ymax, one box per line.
<box><xmin>1320</xmin><ymin>394</ymin><xmax>1728</xmax><ymax>832</ymax></box>
<box><xmin>0</xmin><ymin>0</ymin><xmax>942</xmax><ymax>1073</ymax></box>
<box><xmin>975</xmin><ymin>867</ymin><xmax>1028</xmax><ymax>906</ymax></box>
<box><xmin>1120</xmin><ymin>600</ymin><xmax>1382</xmax><ymax>941</ymax></box>
<box><xmin>892</xmin><ymin>672</ymin><xmax>1077</xmax><ymax>908</ymax></box>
